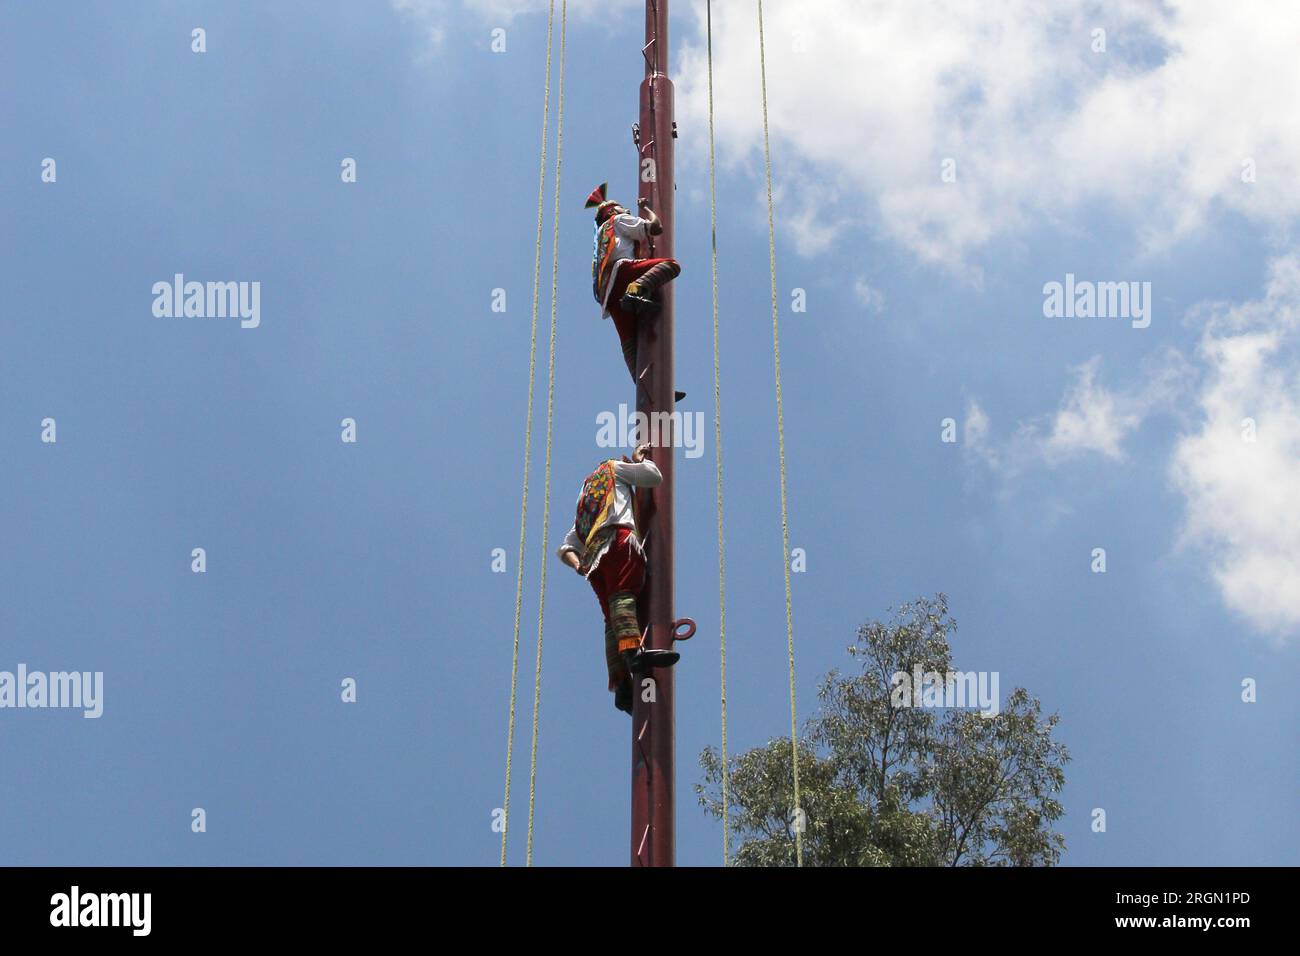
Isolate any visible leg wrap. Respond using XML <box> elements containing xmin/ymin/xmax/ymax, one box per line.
<box><xmin>604</xmin><ymin>620</ymin><xmax>627</xmax><ymax>689</ymax></box>
<box><xmin>608</xmin><ymin>590</ymin><xmax>642</xmax><ymax>654</ymax></box>
<box><xmin>633</xmin><ymin>260</ymin><xmax>680</xmax><ymax>296</ymax></box>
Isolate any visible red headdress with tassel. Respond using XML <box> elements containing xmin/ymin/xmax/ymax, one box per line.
<box><xmin>584</xmin><ymin>182</ymin><xmax>620</xmax><ymax>222</ymax></box>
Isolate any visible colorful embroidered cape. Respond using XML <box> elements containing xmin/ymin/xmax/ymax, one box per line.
<box><xmin>576</xmin><ymin>460</ymin><xmax>618</xmax><ymax>548</ymax></box>
<box><xmin>573</xmin><ymin>460</ymin><xmax>645</xmax><ymax>577</ymax></box>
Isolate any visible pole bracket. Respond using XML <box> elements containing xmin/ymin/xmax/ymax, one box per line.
<box><xmin>671</xmin><ymin>618</ymin><xmax>696</xmax><ymax>642</ymax></box>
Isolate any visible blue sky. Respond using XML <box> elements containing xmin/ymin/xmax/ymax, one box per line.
<box><xmin>1</xmin><ymin>0</ymin><xmax>1296</xmax><ymax>866</ymax></box>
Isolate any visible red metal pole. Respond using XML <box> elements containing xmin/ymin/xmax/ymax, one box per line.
<box><xmin>631</xmin><ymin>0</ymin><xmax>676</xmax><ymax>867</ymax></box>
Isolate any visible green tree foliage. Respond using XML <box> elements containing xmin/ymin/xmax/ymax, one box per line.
<box><xmin>698</xmin><ymin>595</ymin><xmax>1070</xmax><ymax>866</ymax></box>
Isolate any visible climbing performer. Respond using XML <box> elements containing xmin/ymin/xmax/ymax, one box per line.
<box><xmin>557</xmin><ymin>442</ymin><xmax>679</xmax><ymax>715</ymax></box>
<box><xmin>586</xmin><ymin>182</ymin><xmax>683</xmax><ymax>392</ymax></box>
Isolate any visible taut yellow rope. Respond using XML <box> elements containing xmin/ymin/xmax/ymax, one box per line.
<box><xmin>501</xmin><ymin>0</ymin><xmax>556</xmax><ymax>868</ymax></box>
<box><xmin>756</xmin><ymin>0</ymin><xmax>802</xmax><ymax>868</ymax></box>
<box><xmin>705</xmin><ymin>0</ymin><xmax>731</xmax><ymax>868</ymax></box>
<box><xmin>525</xmin><ymin>0</ymin><xmax>567</xmax><ymax>867</ymax></box>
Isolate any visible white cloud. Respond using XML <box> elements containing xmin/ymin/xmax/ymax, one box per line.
<box><xmin>1045</xmin><ymin>357</ymin><xmax>1142</xmax><ymax>461</ymax></box>
<box><xmin>1171</xmin><ymin>256</ymin><xmax>1300</xmax><ymax>639</ymax></box>
<box><xmin>391</xmin><ymin>0</ymin><xmax>449</xmax><ymax>53</ymax></box>
<box><xmin>964</xmin><ymin>399</ymin><xmax>996</xmax><ymax>468</ymax></box>
<box><xmin>673</xmin><ymin>1</ymin><xmax>1300</xmax><ymax>270</ymax></box>
<box><xmin>391</xmin><ymin>2</ymin><xmax>1300</xmax><ymax>270</ymax></box>
<box><xmin>852</xmin><ymin>278</ymin><xmax>885</xmax><ymax>314</ymax></box>
<box><xmin>967</xmin><ymin>350</ymin><xmax>1191</xmax><ymax>474</ymax></box>
<box><xmin>962</xmin><ymin>260</ymin><xmax>1300</xmax><ymax>639</ymax></box>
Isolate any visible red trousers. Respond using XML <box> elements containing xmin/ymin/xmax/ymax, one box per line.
<box><xmin>588</xmin><ymin>528</ymin><xmax>645</xmax><ymax>620</ymax></box>
<box><xmin>607</xmin><ymin>257</ymin><xmax>676</xmax><ymax>367</ymax></box>
<box><xmin>587</xmin><ymin>527</ymin><xmax>645</xmax><ymax>690</ymax></box>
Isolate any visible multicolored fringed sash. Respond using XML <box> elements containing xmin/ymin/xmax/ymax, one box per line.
<box><xmin>591</xmin><ymin>218</ymin><xmax>620</xmax><ymax>305</ymax></box>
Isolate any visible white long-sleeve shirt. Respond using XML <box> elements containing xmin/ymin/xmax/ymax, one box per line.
<box><xmin>557</xmin><ymin>459</ymin><xmax>662</xmax><ymax>574</ymax></box>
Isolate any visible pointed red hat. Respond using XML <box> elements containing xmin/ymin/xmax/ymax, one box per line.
<box><xmin>584</xmin><ymin>182</ymin><xmax>619</xmax><ymax>220</ymax></box>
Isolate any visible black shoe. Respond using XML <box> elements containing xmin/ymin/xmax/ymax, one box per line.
<box><xmin>614</xmin><ymin>679</ymin><xmax>633</xmax><ymax>715</ymax></box>
<box><xmin>621</xmin><ymin>647</ymin><xmax>681</xmax><ymax>675</ymax></box>
<box><xmin>620</xmin><ymin>293</ymin><xmax>660</xmax><ymax>316</ymax></box>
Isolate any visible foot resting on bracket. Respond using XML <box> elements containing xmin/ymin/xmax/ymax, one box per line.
<box><xmin>620</xmin><ymin>292</ymin><xmax>660</xmax><ymax>316</ymax></box>
<box><xmin>621</xmin><ymin>260</ymin><xmax>681</xmax><ymax>316</ymax></box>
<box><xmin>621</xmin><ymin>646</ymin><xmax>680</xmax><ymax>675</ymax></box>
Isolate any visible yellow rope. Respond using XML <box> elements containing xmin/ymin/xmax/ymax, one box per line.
<box><xmin>525</xmin><ymin>0</ymin><xmax>566</xmax><ymax>868</ymax></box>
<box><xmin>501</xmin><ymin>0</ymin><xmax>556</xmax><ymax>868</ymax></box>
<box><xmin>705</xmin><ymin>0</ymin><xmax>731</xmax><ymax>868</ymax></box>
<box><xmin>756</xmin><ymin>0</ymin><xmax>802</xmax><ymax>868</ymax></box>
